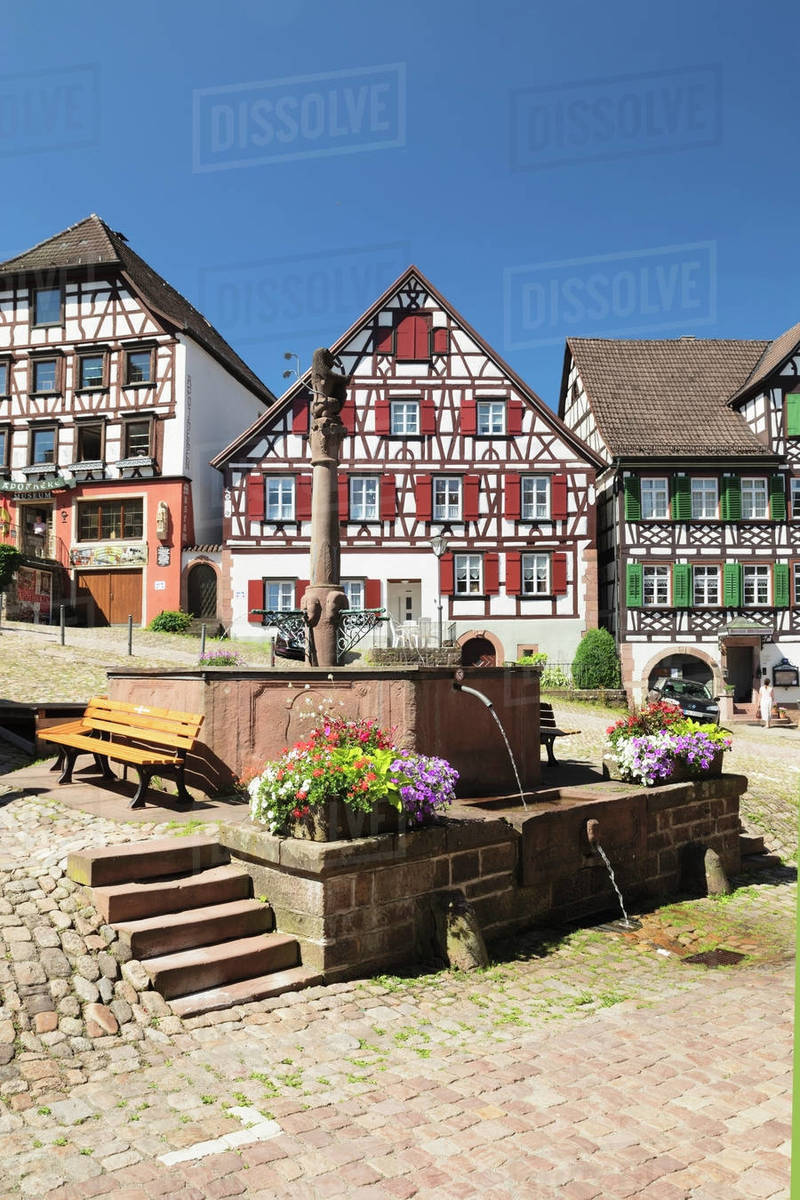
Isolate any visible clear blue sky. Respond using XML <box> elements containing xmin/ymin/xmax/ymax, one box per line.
<box><xmin>2</xmin><ymin>0</ymin><xmax>798</xmax><ymax>407</ymax></box>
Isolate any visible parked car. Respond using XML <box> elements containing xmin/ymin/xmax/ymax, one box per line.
<box><xmin>647</xmin><ymin>677</ymin><xmax>720</xmax><ymax>724</ymax></box>
<box><xmin>275</xmin><ymin>632</ymin><xmax>305</xmax><ymax>662</ymax></box>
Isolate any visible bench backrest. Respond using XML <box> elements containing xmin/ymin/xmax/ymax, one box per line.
<box><xmin>81</xmin><ymin>698</ymin><xmax>204</xmax><ymax>751</ymax></box>
<box><xmin>539</xmin><ymin>702</ymin><xmax>558</xmax><ymax>729</ymax></box>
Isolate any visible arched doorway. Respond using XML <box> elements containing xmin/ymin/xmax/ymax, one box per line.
<box><xmin>187</xmin><ymin>563</ymin><xmax>217</xmax><ymax>619</ymax></box>
<box><xmin>647</xmin><ymin>652</ymin><xmax>713</xmax><ymax>693</ymax></box>
<box><xmin>460</xmin><ymin>634</ymin><xmax>498</xmax><ymax>667</ymax></box>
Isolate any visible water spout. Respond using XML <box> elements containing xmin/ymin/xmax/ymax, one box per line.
<box><xmin>585</xmin><ymin>820</ymin><xmax>635</xmax><ymax>930</ymax></box>
<box><xmin>453</xmin><ymin>679</ymin><xmax>527</xmax><ymax>810</ymax></box>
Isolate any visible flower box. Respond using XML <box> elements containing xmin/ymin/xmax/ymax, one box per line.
<box><xmin>662</xmin><ymin>749</ymin><xmax>724</xmax><ymax>784</ymax></box>
<box><xmin>290</xmin><ymin>798</ymin><xmax>406</xmax><ymax>842</ymax></box>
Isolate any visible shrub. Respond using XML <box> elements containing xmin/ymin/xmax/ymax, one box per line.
<box><xmin>147</xmin><ymin>609</ymin><xmax>193</xmax><ymax>634</ymax></box>
<box><xmin>571</xmin><ymin>628</ymin><xmax>621</xmax><ymax>689</ymax></box>
<box><xmin>0</xmin><ymin>545</ymin><xmax>22</xmax><ymax>593</ymax></box>
<box><xmin>541</xmin><ymin>665</ymin><xmax>572</xmax><ymax>688</ymax></box>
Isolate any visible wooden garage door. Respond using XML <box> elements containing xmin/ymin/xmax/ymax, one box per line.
<box><xmin>76</xmin><ymin>571</ymin><xmax>142</xmax><ymax>626</ymax></box>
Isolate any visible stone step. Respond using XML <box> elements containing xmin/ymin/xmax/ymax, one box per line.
<box><xmin>169</xmin><ymin>966</ymin><xmax>321</xmax><ymax>1017</ymax></box>
<box><xmin>114</xmin><ymin>898</ymin><xmax>274</xmax><ymax>959</ymax></box>
<box><xmin>739</xmin><ymin>833</ymin><xmax>765</xmax><ymax>856</ymax></box>
<box><xmin>68</xmin><ymin>837</ymin><xmax>228</xmax><ymax>888</ymax></box>
<box><xmin>92</xmin><ymin>864</ymin><xmax>252</xmax><ymax>923</ymax></box>
<box><xmin>741</xmin><ymin>852</ymin><xmax>784</xmax><ymax>870</ymax></box>
<box><xmin>144</xmin><ymin>933</ymin><xmax>300</xmax><ymax>999</ymax></box>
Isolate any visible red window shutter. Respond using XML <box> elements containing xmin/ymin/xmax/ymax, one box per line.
<box><xmin>412</xmin><ymin>316</ymin><xmax>429</xmax><ymax>359</ymax></box>
<box><xmin>421</xmin><ymin>397</ymin><xmax>436</xmax><ymax>435</ymax></box>
<box><xmin>552</xmin><ymin>552</ymin><xmax>568</xmax><ymax>595</ymax></box>
<box><xmin>246</xmin><ymin>474</ymin><xmax>265</xmax><ymax>521</ymax></box>
<box><xmin>461</xmin><ymin>399</ymin><xmax>477</xmax><ymax>435</ymax></box>
<box><xmin>291</xmin><ymin>393</ymin><xmax>308</xmax><ymax>434</ymax></box>
<box><xmin>440</xmin><ymin>552</ymin><xmax>454</xmax><ymax>595</ymax></box>
<box><xmin>380</xmin><ymin>474</ymin><xmax>396</xmax><ymax>520</ymax></box>
<box><xmin>338</xmin><ymin>476</ymin><xmax>349</xmax><ymax>521</ymax></box>
<box><xmin>295</xmin><ymin>579</ymin><xmax>309</xmax><ymax>607</ymax></box>
<box><xmin>431</xmin><ymin>327</ymin><xmax>449</xmax><ymax>354</ymax></box>
<box><xmin>340</xmin><ymin>395</ymin><xmax>355</xmax><ymax>433</ymax></box>
<box><xmin>504</xmin><ymin>474</ymin><xmax>521</xmax><ymax>519</ymax></box>
<box><xmin>375</xmin><ymin>325</ymin><xmax>393</xmax><ymax>355</ymax></box>
<box><xmin>551</xmin><ymin>473</ymin><xmax>568</xmax><ymax>520</ymax></box>
<box><xmin>247</xmin><ymin>579</ymin><xmax>263</xmax><ymax>623</ymax></box>
<box><xmin>375</xmin><ymin>398</ymin><xmax>390</xmax><ymax>436</ymax></box>
<box><xmin>506</xmin><ymin>551</ymin><xmax>521</xmax><ymax>595</ymax></box>
<box><xmin>396</xmin><ymin>316</ymin><xmax>415</xmax><ymax>360</ymax></box>
<box><xmin>415</xmin><ymin>474</ymin><xmax>432</xmax><ymax>520</ymax></box>
<box><xmin>463</xmin><ymin>474</ymin><xmax>480</xmax><ymax>520</ymax></box>
<box><xmin>295</xmin><ymin>474</ymin><xmax>312</xmax><ymax>520</ymax></box>
<box><xmin>484</xmin><ymin>552</ymin><xmax>499</xmax><ymax>595</ymax></box>
<box><xmin>365</xmin><ymin>579</ymin><xmax>382</xmax><ymax>609</ymax></box>
<box><xmin>507</xmin><ymin>398</ymin><xmax>523</xmax><ymax>436</ymax></box>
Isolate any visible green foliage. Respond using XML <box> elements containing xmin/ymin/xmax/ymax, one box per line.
<box><xmin>541</xmin><ymin>665</ymin><xmax>572</xmax><ymax>688</ymax></box>
<box><xmin>0</xmin><ymin>545</ymin><xmax>22</xmax><ymax>593</ymax></box>
<box><xmin>571</xmin><ymin>628</ymin><xmax>621</xmax><ymax>689</ymax></box>
<box><xmin>517</xmin><ymin>651</ymin><xmax>548</xmax><ymax>668</ymax></box>
<box><xmin>147</xmin><ymin>609</ymin><xmax>193</xmax><ymax>634</ymax></box>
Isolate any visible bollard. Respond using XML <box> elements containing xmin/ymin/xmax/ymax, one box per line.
<box><xmin>60</xmin><ymin>604</ymin><xmax>65</xmax><ymax>646</ymax></box>
<box><xmin>270</xmin><ymin>638</ymin><xmax>275</xmax><ymax>668</ymax></box>
<box><xmin>127</xmin><ymin>614</ymin><xmax>133</xmax><ymax>656</ymax></box>
<box><xmin>200</xmin><ymin>623</ymin><xmax>207</xmax><ymax>655</ymax></box>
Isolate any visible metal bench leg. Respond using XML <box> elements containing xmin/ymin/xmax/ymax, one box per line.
<box><xmin>544</xmin><ymin>737</ymin><xmax>558</xmax><ymax>767</ymax></box>
<box><xmin>129</xmin><ymin>767</ymin><xmax>153</xmax><ymax>810</ymax></box>
<box><xmin>50</xmin><ymin>749</ymin><xmax>65</xmax><ymax>773</ymax></box>
<box><xmin>174</xmin><ymin>762</ymin><xmax>194</xmax><ymax>811</ymax></box>
<box><xmin>92</xmin><ymin>753</ymin><xmax>116</xmax><ymax>780</ymax></box>
<box><xmin>58</xmin><ymin>748</ymin><xmax>78</xmax><ymax>785</ymax></box>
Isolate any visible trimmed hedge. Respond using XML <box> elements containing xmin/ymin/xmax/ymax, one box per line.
<box><xmin>571</xmin><ymin>628</ymin><xmax>622</xmax><ymax>689</ymax></box>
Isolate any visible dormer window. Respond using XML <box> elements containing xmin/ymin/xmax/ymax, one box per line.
<box><xmin>33</xmin><ymin>287</ymin><xmax>61</xmax><ymax>327</ymax></box>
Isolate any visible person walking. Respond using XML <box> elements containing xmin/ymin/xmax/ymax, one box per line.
<box><xmin>759</xmin><ymin>676</ymin><xmax>774</xmax><ymax>729</ymax></box>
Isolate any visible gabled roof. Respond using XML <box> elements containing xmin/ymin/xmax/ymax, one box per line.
<box><xmin>0</xmin><ymin>215</ymin><xmax>275</xmax><ymax>406</ymax></box>
<box><xmin>211</xmin><ymin>265</ymin><xmax>606</xmax><ymax>470</ymax></box>
<box><xmin>564</xmin><ymin>337</ymin><xmax>772</xmax><ymax>459</ymax></box>
<box><xmin>727</xmin><ymin>319</ymin><xmax>800</xmax><ymax>405</ymax></box>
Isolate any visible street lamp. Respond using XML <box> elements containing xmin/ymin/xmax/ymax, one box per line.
<box><xmin>429</xmin><ymin>534</ymin><xmax>449</xmax><ymax>648</ymax></box>
<box><xmin>282</xmin><ymin>351</ymin><xmax>301</xmax><ymax>381</ymax></box>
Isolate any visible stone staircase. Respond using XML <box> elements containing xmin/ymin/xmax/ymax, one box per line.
<box><xmin>67</xmin><ymin>836</ymin><xmax>318</xmax><ymax>1017</ymax></box>
<box><xmin>738</xmin><ymin>827</ymin><xmax>783</xmax><ymax>871</ymax></box>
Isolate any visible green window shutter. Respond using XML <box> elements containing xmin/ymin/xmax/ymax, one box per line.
<box><xmin>786</xmin><ymin>393</ymin><xmax>800</xmax><ymax>437</ymax></box>
<box><xmin>769</xmin><ymin>474</ymin><xmax>787</xmax><ymax>521</ymax></box>
<box><xmin>720</xmin><ymin>476</ymin><xmax>741</xmax><ymax>521</ymax></box>
<box><xmin>774</xmin><ymin>562</ymin><xmax>789</xmax><ymax>607</ymax></box>
<box><xmin>671</xmin><ymin>476</ymin><xmax>691</xmax><ymax>520</ymax></box>
<box><xmin>723</xmin><ymin>562</ymin><xmax>742</xmax><ymax>607</ymax></box>
<box><xmin>624</xmin><ymin>475</ymin><xmax>641</xmax><ymax>520</ymax></box>
<box><xmin>672</xmin><ymin>563</ymin><xmax>691</xmax><ymax>607</ymax></box>
<box><xmin>626</xmin><ymin>562</ymin><xmax>643</xmax><ymax>607</ymax></box>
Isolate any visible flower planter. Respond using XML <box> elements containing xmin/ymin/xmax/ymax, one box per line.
<box><xmin>663</xmin><ymin>749</ymin><xmax>724</xmax><ymax>783</ymax></box>
<box><xmin>291</xmin><ymin>798</ymin><xmax>406</xmax><ymax>842</ymax></box>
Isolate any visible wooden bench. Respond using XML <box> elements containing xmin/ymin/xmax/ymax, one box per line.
<box><xmin>39</xmin><ymin>698</ymin><xmax>204</xmax><ymax>810</ymax></box>
<box><xmin>539</xmin><ymin>701</ymin><xmax>580</xmax><ymax>766</ymax></box>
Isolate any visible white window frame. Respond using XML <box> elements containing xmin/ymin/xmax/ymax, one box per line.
<box><xmin>265</xmin><ymin>580</ymin><xmax>294</xmax><ymax>611</ymax></box>
<box><xmin>433</xmin><ymin>476</ymin><xmax>462</xmax><ymax>521</ymax></box>
<box><xmin>265</xmin><ymin>477</ymin><xmax>295</xmax><ymax>521</ymax></box>
<box><xmin>521</xmin><ymin>552</ymin><xmax>550</xmax><ymax>596</ymax></box>
<box><xmin>643</xmin><ymin>565</ymin><xmax>670</xmax><ymax>606</ymax></box>
<box><xmin>791</xmin><ymin>478</ymin><xmax>800</xmax><ymax>519</ymax></box>
<box><xmin>521</xmin><ymin>475</ymin><xmax>550</xmax><ymax>521</ymax></box>
<box><xmin>693</xmin><ymin>565</ymin><xmax>719</xmax><ymax>607</ymax></box>
<box><xmin>342</xmin><ymin>580</ymin><xmax>364</xmax><ymax>609</ymax></box>
<box><xmin>794</xmin><ymin>563</ymin><xmax>800</xmax><ymax>606</ymax></box>
<box><xmin>390</xmin><ymin>400</ymin><xmax>420</xmax><ymax>435</ymax></box>
<box><xmin>349</xmin><ymin>476</ymin><xmax>379</xmax><ymax>521</ymax></box>
<box><xmin>641</xmin><ymin>477</ymin><xmax>669</xmax><ymax>520</ymax></box>
<box><xmin>476</xmin><ymin>400</ymin><xmax>506</xmax><ymax>436</ymax></box>
<box><xmin>454</xmin><ymin>553</ymin><xmax>482</xmax><ymax>595</ymax></box>
<box><xmin>741</xmin><ymin>477</ymin><xmax>768</xmax><ymax>520</ymax></box>
<box><xmin>691</xmin><ymin>478</ymin><xmax>718</xmax><ymax>520</ymax></box>
<box><xmin>743</xmin><ymin>564</ymin><xmax>770</xmax><ymax>606</ymax></box>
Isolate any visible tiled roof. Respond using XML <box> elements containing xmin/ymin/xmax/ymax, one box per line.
<box><xmin>566</xmin><ymin>337</ymin><xmax>771</xmax><ymax>458</ymax></box>
<box><xmin>0</xmin><ymin>215</ymin><xmax>274</xmax><ymax>406</ymax></box>
<box><xmin>727</xmin><ymin>319</ymin><xmax>800</xmax><ymax>404</ymax></box>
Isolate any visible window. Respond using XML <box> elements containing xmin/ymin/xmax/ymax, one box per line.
<box><xmin>741</xmin><ymin>477</ymin><xmax>768</xmax><ymax>520</ymax></box>
<box><xmin>0</xmin><ymin>427</ymin><xmax>8</xmax><ymax>471</ymax></box>
<box><xmin>395</xmin><ymin>314</ymin><xmax>430</xmax><ymax>361</ymax></box>
<box><xmin>265</xmin><ymin>581</ymin><xmax>294</xmax><ymax>610</ymax></box>
<box><xmin>476</xmin><ymin>400</ymin><xmax>505</xmax><ymax>435</ymax></box>
<box><xmin>78</xmin><ymin>499</ymin><xmax>144</xmax><ymax>541</ymax></box>
<box><xmin>350</xmin><ymin>477</ymin><xmax>378</xmax><ymax>521</ymax></box>
<box><xmin>521</xmin><ymin>553</ymin><xmax>550</xmax><ymax>595</ymax></box>
<box><xmin>390</xmin><ymin>400</ymin><xmax>419</xmax><ymax>435</ymax></box>
<box><xmin>266</xmin><ymin>477</ymin><xmax>294</xmax><ymax>521</ymax></box>
<box><xmin>641</xmin><ymin>477</ymin><xmax>669</xmax><ymax>520</ymax></box>
<box><xmin>125</xmin><ymin>349</ymin><xmax>153</xmax><ymax>385</ymax></box>
<box><xmin>433</xmin><ymin>476</ymin><xmax>461</xmax><ymax>521</ymax></box>
<box><xmin>643</xmin><ymin>565</ymin><xmax>669</xmax><ymax>606</ymax></box>
<box><xmin>0</xmin><ymin>362</ymin><xmax>8</xmax><ymax>397</ymax></box>
<box><xmin>30</xmin><ymin>427</ymin><xmax>56</xmax><ymax>464</ymax></box>
<box><xmin>75</xmin><ymin>423</ymin><xmax>103</xmax><ymax>462</ymax></box>
<box><xmin>33</xmin><ymin>287</ymin><xmax>61</xmax><ymax>326</ymax></box>
<box><xmin>743</xmin><ymin>565</ymin><xmax>770</xmax><ymax>605</ymax></box>
<box><xmin>794</xmin><ymin>564</ymin><xmax>800</xmax><ymax>606</ymax></box>
<box><xmin>693</xmin><ymin>566</ymin><xmax>719</xmax><ymax>606</ymax></box>
<box><xmin>78</xmin><ymin>354</ymin><xmax>105</xmax><ymax>390</ymax></box>
<box><xmin>454</xmin><ymin>553</ymin><xmax>482</xmax><ymax>595</ymax></box>
<box><xmin>342</xmin><ymin>580</ymin><xmax>364</xmax><ymax>609</ymax></box>
<box><xmin>521</xmin><ymin>476</ymin><xmax>550</xmax><ymax>520</ymax></box>
<box><xmin>691</xmin><ymin>478</ymin><xmax>718</xmax><ymax>520</ymax></box>
<box><xmin>791</xmin><ymin>478</ymin><xmax>800</xmax><ymax>518</ymax></box>
<box><xmin>124</xmin><ymin>420</ymin><xmax>152</xmax><ymax>458</ymax></box>
<box><xmin>32</xmin><ymin>359</ymin><xmax>58</xmax><ymax>394</ymax></box>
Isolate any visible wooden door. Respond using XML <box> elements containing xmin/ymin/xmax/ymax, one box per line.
<box><xmin>76</xmin><ymin>571</ymin><xmax>142</xmax><ymax>626</ymax></box>
<box><xmin>187</xmin><ymin>563</ymin><xmax>217</xmax><ymax>618</ymax></box>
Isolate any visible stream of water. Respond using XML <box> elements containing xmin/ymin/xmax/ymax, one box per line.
<box><xmin>593</xmin><ymin>841</ymin><xmax>634</xmax><ymax>928</ymax></box>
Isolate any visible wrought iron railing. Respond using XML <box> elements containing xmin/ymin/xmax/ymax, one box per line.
<box><xmin>0</xmin><ymin>522</ymin><xmax>70</xmax><ymax>569</ymax></box>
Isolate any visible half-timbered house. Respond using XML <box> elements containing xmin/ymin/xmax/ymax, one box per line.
<box><xmin>559</xmin><ymin>332</ymin><xmax>800</xmax><ymax>709</ymax></box>
<box><xmin>0</xmin><ymin>215</ymin><xmax>273</xmax><ymax>625</ymax></box>
<box><xmin>212</xmin><ymin>267</ymin><xmax>603</xmax><ymax>665</ymax></box>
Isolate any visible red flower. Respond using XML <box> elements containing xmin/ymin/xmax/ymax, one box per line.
<box><xmin>292</xmin><ymin>807</ymin><xmax>301</xmax><ymax>819</ymax></box>
<box><xmin>313</xmin><ymin>768</ymin><xmax>324</xmax><ymax>777</ymax></box>
<box><xmin>302</xmin><ymin>805</ymin><xmax>310</xmax><ymax>815</ymax></box>
<box><xmin>295</xmin><ymin>790</ymin><xmax>306</xmax><ymax>800</ymax></box>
